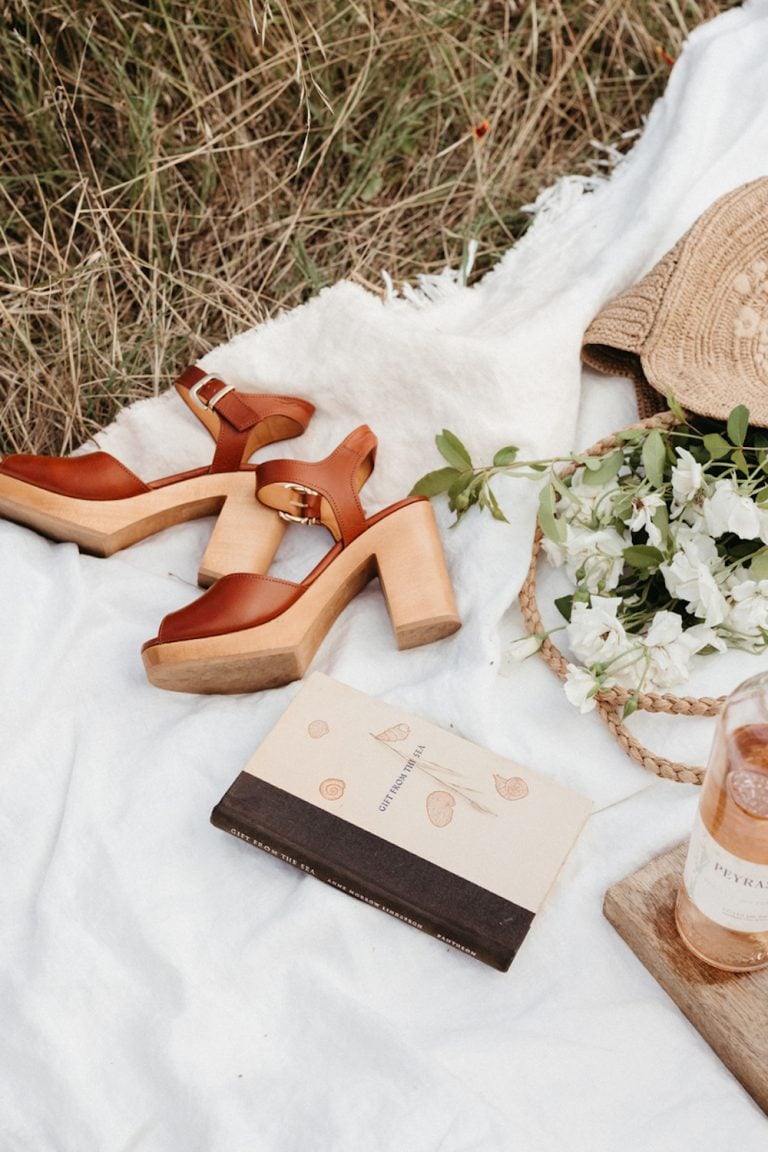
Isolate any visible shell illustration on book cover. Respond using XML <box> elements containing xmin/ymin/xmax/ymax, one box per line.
<box><xmin>374</xmin><ymin>723</ymin><xmax>411</xmax><ymax>743</ymax></box>
<box><xmin>493</xmin><ymin>775</ymin><xmax>529</xmax><ymax>801</ymax></box>
<box><xmin>319</xmin><ymin>778</ymin><xmax>346</xmax><ymax>801</ymax></box>
<box><xmin>426</xmin><ymin>791</ymin><xmax>455</xmax><ymax>828</ymax></box>
<box><xmin>371</xmin><ymin>724</ymin><xmax>517</xmax><ymax>823</ymax></box>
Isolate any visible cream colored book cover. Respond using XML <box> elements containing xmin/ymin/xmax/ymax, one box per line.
<box><xmin>213</xmin><ymin>672</ymin><xmax>592</xmax><ymax>969</ymax></box>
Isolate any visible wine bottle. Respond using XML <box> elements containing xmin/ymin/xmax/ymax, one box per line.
<box><xmin>675</xmin><ymin>672</ymin><xmax>768</xmax><ymax>972</ymax></box>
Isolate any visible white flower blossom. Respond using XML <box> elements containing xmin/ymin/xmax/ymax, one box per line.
<box><xmin>661</xmin><ymin>524</ymin><xmax>727</xmax><ymax>627</ymax></box>
<box><xmin>563</xmin><ymin>664</ymin><xmax>601</xmax><ymax>713</ymax></box>
<box><xmin>638</xmin><ymin>613</ymin><xmax>729</xmax><ymax>691</ymax></box>
<box><xmin>628</xmin><ymin>491</ymin><xmax>665</xmax><ymax>547</ymax></box>
<box><xmin>727</xmin><ymin>578</ymin><xmax>768</xmax><ymax>638</ymax></box>
<box><xmin>670</xmin><ymin>448</ymin><xmax>705</xmax><ymax>513</ymax></box>
<box><xmin>566</xmin><ymin>597</ymin><xmax>629</xmax><ymax>667</ymax></box>
<box><xmin>669</xmin><ymin>519</ymin><xmax>719</xmax><ymax>564</ymax></box>
<box><xmin>566</xmin><ymin>469</ymin><xmax>622</xmax><ymax>526</ymax></box>
<box><xmin>506</xmin><ymin>633</ymin><xmax>544</xmax><ymax>662</ymax></box>
<box><xmin>661</xmin><ymin>550</ymin><xmax>728</xmax><ymax>626</ymax></box>
<box><xmin>703</xmin><ymin>479</ymin><xmax>766</xmax><ymax>541</ymax></box>
<box><xmin>540</xmin><ymin>533</ymin><xmax>568</xmax><ymax>568</ymax></box>
<box><xmin>562</xmin><ymin>524</ymin><xmax>628</xmax><ymax>593</ymax></box>
<box><xmin>640</xmin><ymin>611</ymin><xmax>694</xmax><ymax>690</ymax></box>
<box><xmin>680</xmin><ymin>623</ymin><xmax>728</xmax><ymax>654</ymax></box>
<box><xmin>642</xmin><ymin>610</ymin><xmax>681</xmax><ymax>648</ymax></box>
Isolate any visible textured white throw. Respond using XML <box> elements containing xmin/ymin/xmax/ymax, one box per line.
<box><xmin>3</xmin><ymin>4</ymin><xmax>768</xmax><ymax>1148</ymax></box>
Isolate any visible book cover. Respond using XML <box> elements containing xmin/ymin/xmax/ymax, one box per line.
<box><xmin>211</xmin><ymin>673</ymin><xmax>592</xmax><ymax>970</ymax></box>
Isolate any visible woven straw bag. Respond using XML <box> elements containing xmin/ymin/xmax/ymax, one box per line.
<box><xmin>518</xmin><ymin>410</ymin><xmax>725</xmax><ymax>786</ymax></box>
<box><xmin>568</xmin><ymin>179</ymin><xmax>768</xmax><ymax>782</ymax></box>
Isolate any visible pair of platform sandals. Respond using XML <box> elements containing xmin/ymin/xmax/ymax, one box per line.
<box><xmin>0</xmin><ymin>367</ymin><xmax>461</xmax><ymax>694</ymax></box>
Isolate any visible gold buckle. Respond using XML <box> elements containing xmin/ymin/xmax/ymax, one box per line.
<box><xmin>189</xmin><ymin>375</ymin><xmax>235</xmax><ymax>411</ymax></box>
<box><xmin>278</xmin><ymin>482</ymin><xmax>320</xmax><ymax>525</ymax></box>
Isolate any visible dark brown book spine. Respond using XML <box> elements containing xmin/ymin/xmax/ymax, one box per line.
<box><xmin>211</xmin><ymin>774</ymin><xmax>535</xmax><ymax>972</ymax></box>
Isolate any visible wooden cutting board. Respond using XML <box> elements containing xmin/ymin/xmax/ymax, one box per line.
<box><xmin>603</xmin><ymin>842</ymin><xmax>768</xmax><ymax>1115</ymax></box>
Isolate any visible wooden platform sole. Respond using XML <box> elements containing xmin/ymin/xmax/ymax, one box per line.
<box><xmin>0</xmin><ymin>470</ymin><xmax>285</xmax><ymax>586</ymax></box>
<box><xmin>142</xmin><ymin>499</ymin><xmax>461</xmax><ymax>694</ymax></box>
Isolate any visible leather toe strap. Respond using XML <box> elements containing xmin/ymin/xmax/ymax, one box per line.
<box><xmin>0</xmin><ymin>451</ymin><xmax>150</xmax><ymax>500</ymax></box>
<box><xmin>155</xmin><ymin>572</ymin><xmax>304</xmax><ymax>644</ymax></box>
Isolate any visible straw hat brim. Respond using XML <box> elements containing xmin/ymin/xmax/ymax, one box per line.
<box><xmin>582</xmin><ymin>177</ymin><xmax>768</xmax><ymax>426</ymax></box>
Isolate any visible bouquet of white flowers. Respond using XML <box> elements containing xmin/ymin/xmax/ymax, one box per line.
<box><xmin>413</xmin><ymin>401</ymin><xmax>768</xmax><ymax>778</ymax></box>
<box><xmin>534</xmin><ymin>401</ymin><xmax>768</xmax><ymax>717</ymax></box>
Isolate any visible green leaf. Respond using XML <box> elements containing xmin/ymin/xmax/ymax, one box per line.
<box><xmin>436</xmin><ymin>429</ymin><xmax>473</xmax><ymax>471</ymax></box>
<box><xmin>448</xmin><ymin>488</ymin><xmax>471</xmax><ymax>516</ymax></box>
<box><xmin>580</xmin><ymin>449</ymin><xmax>623</xmax><ymax>487</ymax></box>
<box><xmin>612</xmin><ymin>492</ymin><xmax>636</xmax><ymax>522</ymax></box>
<box><xmin>537</xmin><ymin>484</ymin><xmax>566</xmax><ymax>544</ymax></box>
<box><xmin>581</xmin><ymin>454</ymin><xmax>604</xmax><ymax>472</ymax></box>
<box><xmin>641</xmin><ymin>429</ymin><xmax>666</xmax><ymax>488</ymax></box>
<box><xmin>727</xmin><ymin>404</ymin><xmax>750</xmax><ymax>447</ymax></box>
<box><xmin>623</xmin><ymin>544</ymin><xmax>664</xmax><ymax>570</ymax></box>
<box><xmin>651</xmin><ymin>503</ymin><xmax>669</xmax><ymax>547</ymax></box>
<box><xmin>410</xmin><ymin>467</ymin><xmax>461</xmax><ymax>497</ymax></box>
<box><xmin>703</xmin><ymin>432</ymin><xmax>732</xmax><ymax>461</ymax></box>
<box><xmin>492</xmin><ymin>445</ymin><xmax>519</xmax><ymax>467</ymax></box>
<box><xmin>549</xmin><ymin>473</ymin><xmax>572</xmax><ymax>502</ymax></box>
<box><xmin>446</xmin><ymin>471</ymin><xmax>475</xmax><ymax>517</ymax></box>
<box><xmin>622</xmin><ymin>694</ymin><xmax>639</xmax><ymax>719</ymax></box>
<box><xmin>733</xmin><ymin>447</ymin><xmax>749</xmax><ymax>477</ymax></box>
<box><xmin>554</xmin><ymin>594</ymin><xmax>573</xmax><ymax>622</ymax></box>
<box><xmin>666</xmin><ymin>393</ymin><xmax>687</xmax><ymax>423</ymax></box>
<box><xmin>615</xmin><ymin>428</ymin><xmax>644</xmax><ymax>443</ymax></box>
<box><xmin>485</xmin><ymin>485</ymin><xmax>508</xmax><ymax>523</ymax></box>
<box><xmin>749</xmin><ymin>550</ymin><xmax>768</xmax><ymax>581</ymax></box>
<box><xmin>449</xmin><ymin>471</ymin><xmax>478</xmax><ymax>499</ymax></box>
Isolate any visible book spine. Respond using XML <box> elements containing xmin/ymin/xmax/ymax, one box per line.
<box><xmin>211</xmin><ymin>803</ymin><xmax>513</xmax><ymax>971</ymax></box>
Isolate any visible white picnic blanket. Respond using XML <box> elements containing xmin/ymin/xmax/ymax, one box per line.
<box><xmin>3</xmin><ymin>3</ymin><xmax>768</xmax><ymax>1147</ymax></box>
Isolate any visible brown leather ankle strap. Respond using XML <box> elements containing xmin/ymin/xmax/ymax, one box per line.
<box><xmin>255</xmin><ymin>425</ymin><xmax>378</xmax><ymax>545</ymax></box>
<box><xmin>175</xmin><ymin>366</ymin><xmax>315</xmax><ymax>472</ymax></box>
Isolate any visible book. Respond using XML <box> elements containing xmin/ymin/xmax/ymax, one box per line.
<box><xmin>211</xmin><ymin>673</ymin><xmax>592</xmax><ymax>970</ymax></box>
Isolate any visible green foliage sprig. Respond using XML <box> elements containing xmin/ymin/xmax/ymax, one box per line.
<box><xmin>410</xmin><ymin>429</ymin><xmax>548</xmax><ymax>522</ymax></box>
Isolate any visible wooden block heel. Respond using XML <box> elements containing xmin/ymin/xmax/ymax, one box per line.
<box><xmin>374</xmin><ymin>499</ymin><xmax>461</xmax><ymax>649</ymax></box>
<box><xmin>197</xmin><ymin>475</ymin><xmax>286</xmax><ymax>587</ymax></box>
<box><xmin>0</xmin><ymin>366</ymin><xmax>314</xmax><ymax>583</ymax></box>
<box><xmin>142</xmin><ymin>425</ymin><xmax>461</xmax><ymax>694</ymax></box>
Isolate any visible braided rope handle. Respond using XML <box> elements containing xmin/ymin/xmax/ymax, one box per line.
<box><xmin>518</xmin><ymin>412</ymin><xmax>725</xmax><ymax>785</ymax></box>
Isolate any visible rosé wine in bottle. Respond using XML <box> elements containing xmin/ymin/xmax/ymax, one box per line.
<box><xmin>675</xmin><ymin>672</ymin><xmax>768</xmax><ymax>972</ymax></box>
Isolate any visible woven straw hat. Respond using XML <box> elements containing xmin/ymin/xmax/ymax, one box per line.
<box><xmin>582</xmin><ymin>177</ymin><xmax>768</xmax><ymax>425</ymax></box>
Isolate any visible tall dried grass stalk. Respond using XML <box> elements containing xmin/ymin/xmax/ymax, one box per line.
<box><xmin>0</xmin><ymin>0</ymin><xmax>737</xmax><ymax>454</ymax></box>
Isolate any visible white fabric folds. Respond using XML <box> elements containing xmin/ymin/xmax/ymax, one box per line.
<box><xmin>3</xmin><ymin>4</ymin><xmax>768</xmax><ymax>1148</ymax></box>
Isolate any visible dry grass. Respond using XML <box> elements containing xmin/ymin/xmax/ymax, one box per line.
<box><xmin>0</xmin><ymin>0</ymin><xmax>738</xmax><ymax>455</ymax></box>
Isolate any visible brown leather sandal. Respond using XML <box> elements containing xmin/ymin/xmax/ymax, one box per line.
<box><xmin>0</xmin><ymin>367</ymin><xmax>315</xmax><ymax>586</ymax></box>
<box><xmin>141</xmin><ymin>424</ymin><xmax>462</xmax><ymax>693</ymax></box>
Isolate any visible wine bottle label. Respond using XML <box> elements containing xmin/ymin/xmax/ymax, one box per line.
<box><xmin>683</xmin><ymin>811</ymin><xmax>768</xmax><ymax>933</ymax></box>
